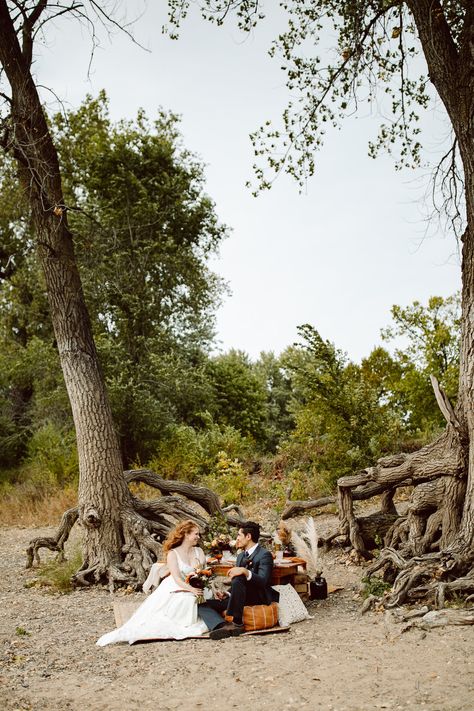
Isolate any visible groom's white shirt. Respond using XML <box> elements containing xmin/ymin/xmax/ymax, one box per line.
<box><xmin>243</xmin><ymin>542</ymin><xmax>258</xmax><ymax>580</ymax></box>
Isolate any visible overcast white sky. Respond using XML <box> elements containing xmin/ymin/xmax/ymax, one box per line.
<box><xmin>34</xmin><ymin>2</ymin><xmax>461</xmax><ymax>362</ymax></box>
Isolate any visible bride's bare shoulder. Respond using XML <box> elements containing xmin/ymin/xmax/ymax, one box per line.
<box><xmin>166</xmin><ymin>548</ymin><xmax>179</xmax><ymax>563</ymax></box>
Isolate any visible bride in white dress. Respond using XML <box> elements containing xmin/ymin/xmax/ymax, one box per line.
<box><xmin>97</xmin><ymin>520</ymin><xmax>209</xmax><ymax>646</ymax></box>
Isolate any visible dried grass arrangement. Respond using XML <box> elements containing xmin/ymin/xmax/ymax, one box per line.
<box><xmin>292</xmin><ymin>517</ymin><xmax>321</xmax><ymax>578</ymax></box>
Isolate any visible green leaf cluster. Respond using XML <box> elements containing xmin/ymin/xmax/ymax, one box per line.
<box><xmin>278</xmin><ymin>325</ymin><xmax>405</xmax><ymax>493</ymax></box>
<box><xmin>274</xmin><ymin>293</ymin><xmax>460</xmax><ymax>496</ymax></box>
<box><xmin>0</xmin><ymin>92</ymin><xmax>228</xmax><ymax>467</ymax></box>
<box><xmin>0</xmin><ymin>96</ymin><xmax>461</xmax><ymax>505</ymax></box>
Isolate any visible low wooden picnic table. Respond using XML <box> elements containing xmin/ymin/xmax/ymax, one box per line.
<box><xmin>211</xmin><ymin>557</ymin><xmax>307</xmax><ymax>588</ymax></box>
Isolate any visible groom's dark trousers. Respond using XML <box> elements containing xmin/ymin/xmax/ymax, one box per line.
<box><xmin>198</xmin><ymin>545</ymin><xmax>279</xmax><ymax>631</ymax></box>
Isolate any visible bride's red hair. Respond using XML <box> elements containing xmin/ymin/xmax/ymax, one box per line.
<box><xmin>162</xmin><ymin>520</ymin><xmax>200</xmax><ymax>554</ymax></box>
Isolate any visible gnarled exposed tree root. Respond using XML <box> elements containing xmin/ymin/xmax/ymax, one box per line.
<box><xmin>26</xmin><ymin>469</ymin><xmax>246</xmax><ymax>589</ymax></box>
<box><xmin>396</xmin><ymin>607</ymin><xmax>474</xmax><ymax>630</ymax></box>
<box><xmin>282</xmin><ymin>378</ymin><xmax>473</xmax><ymax>608</ymax></box>
<box><xmin>339</xmin><ymin>429</ymin><xmax>464</xmax><ymax>559</ymax></box>
<box><xmin>26</xmin><ymin>507</ymin><xmax>79</xmax><ymax>568</ymax></box>
<box><xmin>365</xmin><ymin>545</ymin><xmax>474</xmax><ymax>609</ymax></box>
<box><xmin>282</xmin><ymin>495</ymin><xmax>336</xmax><ymax>519</ymax></box>
<box><xmin>435</xmin><ymin>567</ymin><xmax>474</xmax><ymax>608</ymax></box>
<box><xmin>284</xmin><ymin>427</ymin><xmax>464</xmax><ymax>549</ymax></box>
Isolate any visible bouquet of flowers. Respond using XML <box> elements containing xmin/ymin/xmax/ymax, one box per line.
<box><xmin>185</xmin><ymin>567</ymin><xmax>214</xmax><ymax>604</ymax></box>
<box><xmin>205</xmin><ymin>533</ymin><xmax>235</xmax><ymax>557</ymax></box>
<box><xmin>203</xmin><ymin>513</ymin><xmax>237</xmax><ymax>562</ymax></box>
<box><xmin>274</xmin><ymin>521</ymin><xmax>296</xmax><ymax>557</ymax></box>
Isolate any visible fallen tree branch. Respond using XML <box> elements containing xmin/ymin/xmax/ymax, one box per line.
<box><xmin>402</xmin><ymin>608</ymin><xmax>474</xmax><ymax>630</ymax></box>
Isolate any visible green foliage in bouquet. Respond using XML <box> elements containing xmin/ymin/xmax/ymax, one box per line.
<box><xmin>203</xmin><ymin>512</ymin><xmax>237</xmax><ymax>555</ymax></box>
<box><xmin>185</xmin><ymin>567</ymin><xmax>214</xmax><ymax>603</ymax></box>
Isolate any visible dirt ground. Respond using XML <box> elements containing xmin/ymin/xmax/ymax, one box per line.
<box><xmin>1</xmin><ymin>525</ymin><xmax>473</xmax><ymax>711</ymax></box>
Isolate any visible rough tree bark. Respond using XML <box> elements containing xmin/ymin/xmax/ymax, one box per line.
<box><xmin>369</xmin><ymin>0</ymin><xmax>474</xmax><ymax>605</ymax></box>
<box><xmin>0</xmin><ymin>1</ymin><xmax>137</xmax><ymax>586</ymax></box>
<box><xmin>409</xmin><ymin>0</ymin><xmax>474</xmax><ymax>551</ymax></box>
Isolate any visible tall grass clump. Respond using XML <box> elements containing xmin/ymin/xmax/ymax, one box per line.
<box><xmin>25</xmin><ymin>423</ymin><xmax>78</xmax><ymax>488</ymax></box>
<box><xmin>35</xmin><ymin>548</ymin><xmax>83</xmax><ymax>593</ymax></box>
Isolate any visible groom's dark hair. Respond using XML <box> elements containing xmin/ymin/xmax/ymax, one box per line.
<box><xmin>241</xmin><ymin>521</ymin><xmax>260</xmax><ymax>543</ymax></box>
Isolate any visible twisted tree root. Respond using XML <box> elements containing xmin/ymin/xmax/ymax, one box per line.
<box><xmin>282</xmin><ymin>379</ymin><xmax>472</xmax><ymax>608</ymax></box>
<box><xmin>26</xmin><ymin>507</ymin><xmax>79</xmax><ymax>568</ymax></box>
<box><xmin>365</xmin><ymin>545</ymin><xmax>474</xmax><ymax>609</ymax></box>
<box><xmin>435</xmin><ymin>567</ymin><xmax>474</xmax><ymax>608</ymax></box>
<box><xmin>26</xmin><ymin>470</ymin><xmax>246</xmax><ymax>588</ymax></box>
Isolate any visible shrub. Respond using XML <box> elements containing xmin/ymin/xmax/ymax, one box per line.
<box><xmin>361</xmin><ymin>576</ymin><xmax>392</xmax><ymax>599</ymax></box>
<box><xmin>202</xmin><ymin>450</ymin><xmax>251</xmax><ymax>505</ymax></box>
<box><xmin>146</xmin><ymin>420</ymin><xmax>253</xmax><ymax>483</ymax></box>
<box><xmin>26</xmin><ymin>423</ymin><xmax>78</xmax><ymax>488</ymax></box>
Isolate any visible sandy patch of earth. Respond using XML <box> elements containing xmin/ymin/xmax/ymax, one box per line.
<box><xmin>0</xmin><ymin>525</ymin><xmax>472</xmax><ymax>711</ymax></box>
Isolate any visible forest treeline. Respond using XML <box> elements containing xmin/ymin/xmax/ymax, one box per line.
<box><xmin>0</xmin><ymin>94</ymin><xmax>460</xmax><ymax>510</ymax></box>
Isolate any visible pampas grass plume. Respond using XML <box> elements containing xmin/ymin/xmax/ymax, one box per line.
<box><xmin>292</xmin><ymin>517</ymin><xmax>320</xmax><ymax>577</ymax></box>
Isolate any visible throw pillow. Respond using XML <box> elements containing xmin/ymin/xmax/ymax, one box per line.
<box><xmin>272</xmin><ymin>584</ymin><xmax>311</xmax><ymax>627</ymax></box>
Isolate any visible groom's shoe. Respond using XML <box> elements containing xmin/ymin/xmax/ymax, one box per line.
<box><xmin>209</xmin><ymin>622</ymin><xmax>245</xmax><ymax>640</ymax></box>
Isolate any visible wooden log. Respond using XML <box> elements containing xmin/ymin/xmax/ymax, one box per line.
<box><xmin>403</xmin><ymin>608</ymin><xmax>474</xmax><ymax>630</ymax></box>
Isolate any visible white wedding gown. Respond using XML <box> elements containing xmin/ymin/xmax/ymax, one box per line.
<box><xmin>96</xmin><ymin>548</ymin><xmax>209</xmax><ymax>646</ymax></box>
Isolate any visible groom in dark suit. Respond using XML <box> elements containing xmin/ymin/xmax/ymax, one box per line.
<box><xmin>199</xmin><ymin>521</ymin><xmax>279</xmax><ymax>639</ymax></box>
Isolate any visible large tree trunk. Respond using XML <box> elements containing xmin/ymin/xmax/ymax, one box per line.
<box><xmin>369</xmin><ymin>0</ymin><xmax>474</xmax><ymax>607</ymax></box>
<box><xmin>457</xmin><ymin>75</ymin><xmax>474</xmax><ymax>547</ymax></box>
<box><xmin>361</xmin><ymin>1</ymin><xmax>474</xmax><ymax>578</ymax></box>
<box><xmin>459</xmin><ymin>195</ymin><xmax>474</xmax><ymax>548</ymax></box>
<box><xmin>1</xmin><ymin>3</ymin><xmax>245</xmax><ymax>589</ymax></box>
<box><xmin>412</xmin><ymin>0</ymin><xmax>474</xmax><ymax>548</ymax></box>
<box><xmin>363</xmin><ymin>0</ymin><xmax>474</xmax><ymax>604</ymax></box>
<box><xmin>0</xmin><ymin>1</ymin><xmax>132</xmax><ymax>584</ymax></box>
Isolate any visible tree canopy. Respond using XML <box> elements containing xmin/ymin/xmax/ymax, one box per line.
<box><xmin>0</xmin><ymin>93</ymin><xmax>228</xmax><ymax>466</ymax></box>
<box><xmin>167</xmin><ymin>0</ymin><xmax>467</xmax><ymax>237</ymax></box>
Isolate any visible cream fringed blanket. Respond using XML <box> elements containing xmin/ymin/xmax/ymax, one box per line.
<box><xmin>112</xmin><ymin>598</ymin><xmax>289</xmax><ymax>640</ymax></box>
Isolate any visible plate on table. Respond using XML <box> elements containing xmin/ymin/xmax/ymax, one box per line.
<box><xmin>275</xmin><ymin>560</ymin><xmax>297</xmax><ymax>567</ymax></box>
